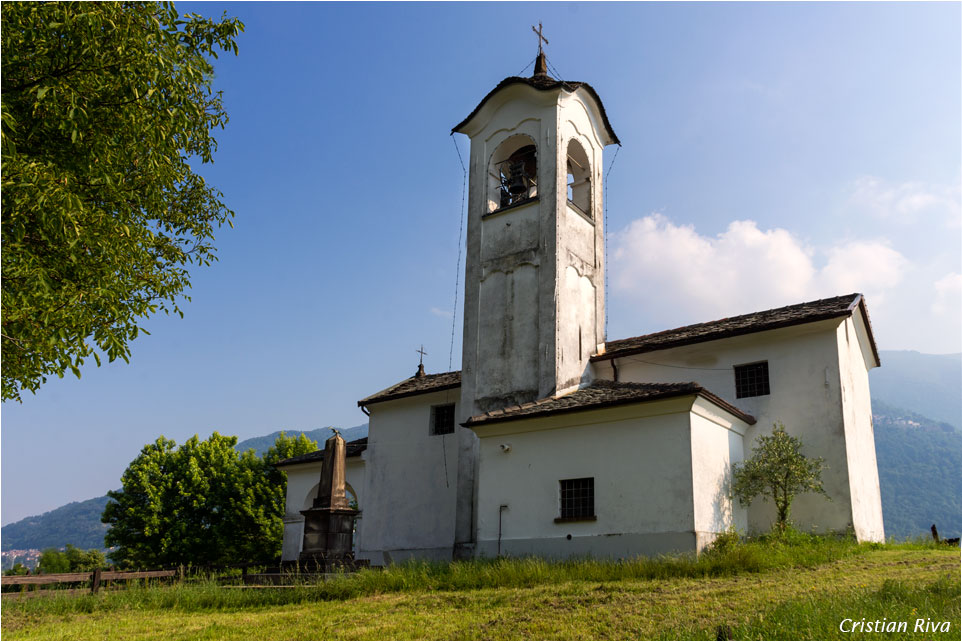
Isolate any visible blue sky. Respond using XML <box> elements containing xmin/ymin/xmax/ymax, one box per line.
<box><xmin>3</xmin><ymin>2</ymin><xmax>960</xmax><ymax>526</ymax></box>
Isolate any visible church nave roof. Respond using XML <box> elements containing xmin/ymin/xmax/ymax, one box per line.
<box><xmin>593</xmin><ymin>293</ymin><xmax>878</xmax><ymax>365</ymax></box>
<box><xmin>463</xmin><ymin>380</ymin><xmax>755</xmax><ymax>428</ymax></box>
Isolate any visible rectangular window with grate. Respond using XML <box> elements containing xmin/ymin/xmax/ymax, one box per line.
<box><xmin>556</xmin><ymin>477</ymin><xmax>595</xmax><ymax>521</ymax></box>
<box><xmin>430</xmin><ymin>403</ymin><xmax>455</xmax><ymax>436</ymax></box>
<box><xmin>734</xmin><ymin>361</ymin><xmax>770</xmax><ymax>398</ymax></box>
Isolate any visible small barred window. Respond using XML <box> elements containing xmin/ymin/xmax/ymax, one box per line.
<box><xmin>430</xmin><ymin>404</ymin><xmax>455</xmax><ymax>436</ymax></box>
<box><xmin>734</xmin><ymin>361</ymin><xmax>770</xmax><ymax>399</ymax></box>
<box><xmin>559</xmin><ymin>477</ymin><xmax>595</xmax><ymax>520</ymax></box>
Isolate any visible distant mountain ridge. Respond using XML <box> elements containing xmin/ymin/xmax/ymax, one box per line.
<box><xmin>3</xmin><ymin>351</ymin><xmax>959</xmax><ymax>550</ymax></box>
<box><xmin>871</xmin><ymin>350</ymin><xmax>961</xmax><ymax>430</ymax></box>
<box><xmin>1</xmin><ymin>495</ymin><xmax>111</xmax><ymax>551</ymax></box>
<box><xmin>235</xmin><ymin>424</ymin><xmax>368</xmax><ymax>457</ymax></box>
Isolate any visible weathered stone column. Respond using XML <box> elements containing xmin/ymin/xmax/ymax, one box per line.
<box><xmin>299</xmin><ymin>432</ymin><xmax>358</xmax><ymax>569</ymax></box>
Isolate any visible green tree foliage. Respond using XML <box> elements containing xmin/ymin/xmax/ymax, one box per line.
<box><xmin>3</xmin><ymin>563</ymin><xmax>29</xmax><ymax>576</ymax></box>
<box><xmin>732</xmin><ymin>423</ymin><xmax>829</xmax><ymax>531</ymax></box>
<box><xmin>1</xmin><ymin>2</ymin><xmax>243</xmax><ymax>401</ymax></box>
<box><xmin>102</xmin><ymin>432</ymin><xmax>317</xmax><ymax>568</ymax></box>
<box><xmin>36</xmin><ymin>545</ymin><xmax>105</xmax><ymax>574</ymax></box>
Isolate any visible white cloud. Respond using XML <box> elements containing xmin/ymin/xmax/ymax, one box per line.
<box><xmin>611</xmin><ymin>213</ymin><xmax>909</xmax><ymax>335</ymax></box>
<box><xmin>848</xmin><ymin>176</ymin><xmax>961</xmax><ymax>227</ymax></box>
<box><xmin>819</xmin><ymin>241</ymin><xmax>908</xmax><ymax>307</ymax></box>
<box><xmin>612</xmin><ymin>215</ymin><xmax>816</xmax><ymax>316</ymax></box>
<box><xmin>430</xmin><ymin>307</ymin><xmax>452</xmax><ymax>319</ymax></box>
<box><xmin>932</xmin><ymin>273</ymin><xmax>962</xmax><ymax>317</ymax></box>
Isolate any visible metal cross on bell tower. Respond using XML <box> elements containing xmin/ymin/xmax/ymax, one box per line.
<box><xmin>531</xmin><ymin>22</ymin><xmax>550</xmax><ymax>77</ymax></box>
<box><xmin>532</xmin><ymin>21</ymin><xmax>549</xmax><ymax>56</ymax></box>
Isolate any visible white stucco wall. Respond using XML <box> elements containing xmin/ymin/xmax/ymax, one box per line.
<box><xmin>595</xmin><ymin>320</ymin><xmax>861</xmax><ymax>535</ymax></box>
<box><xmin>278</xmin><ymin>456</ymin><xmax>366</xmax><ymax>562</ymax></box>
<box><xmin>690</xmin><ymin>399</ymin><xmax>747</xmax><ymax>549</ymax></box>
<box><xmin>462</xmin><ymin>103</ymin><xmax>552</xmax><ymax>416</ymax></box>
<box><xmin>837</xmin><ymin>313</ymin><xmax>885</xmax><ymax>541</ymax></box>
<box><xmin>359</xmin><ymin>389</ymin><xmax>460</xmax><ymax>564</ymax></box>
<box><xmin>554</xmin><ymin>92</ymin><xmax>608</xmax><ymax>393</ymax></box>
<box><xmin>471</xmin><ymin>397</ymin><xmax>749</xmax><ymax>558</ymax></box>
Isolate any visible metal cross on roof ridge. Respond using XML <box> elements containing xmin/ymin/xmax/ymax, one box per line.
<box><xmin>416</xmin><ymin>345</ymin><xmax>428</xmax><ymax>366</ymax></box>
<box><xmin>532</xmin><ymin>22</ymin><xmax>549</xmax><ymax>56</ymax></box>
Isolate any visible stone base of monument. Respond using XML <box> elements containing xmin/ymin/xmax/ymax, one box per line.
<box><xmin>295</xmin><ymin>505</ymin><xmax>362</xmax><ymax>573</ymax></box>
<box><xmin>300</xmin><ymin>507</ymin><xmax>357</xmax><ymax>554</ymax></box>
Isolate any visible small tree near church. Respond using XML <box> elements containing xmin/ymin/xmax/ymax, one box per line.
<box><xmin>731</xmin><ymin>423</ymin><xmax>829</xmax><ymax>531</ymax></box>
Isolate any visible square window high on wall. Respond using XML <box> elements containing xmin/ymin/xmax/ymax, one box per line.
<box><xmin>430</xmin><ymin>404</ymin><xmax>455</xmax><ymax>436</ymax></box>
<box><xmin>734</xmin><ymin>361</ymin><xmax>770</xmax><ymax>398</ymax></box>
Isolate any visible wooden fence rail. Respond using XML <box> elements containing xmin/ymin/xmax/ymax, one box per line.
<box><xmin>2</xmin><ymin>568</ymin><xmax>178</xmax><ymax>596</ymax></box>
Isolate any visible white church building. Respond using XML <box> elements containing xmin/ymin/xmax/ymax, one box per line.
<box><xmin>276</xmin><ymin>53</ymin><xmax>885</xmax><ymax>564</ymax></box>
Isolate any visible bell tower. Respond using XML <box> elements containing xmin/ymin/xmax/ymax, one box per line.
<box><xmin>450</xmin><ymin>50</ymin><xmax>618</xmax><ymax>557</ymax></box>
<box><xmin>453</xmin><ymin>52</ymin><xmax>620</xmax><ymax>418</ymax></box>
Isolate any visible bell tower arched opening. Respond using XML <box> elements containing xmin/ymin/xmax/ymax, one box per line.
<box><xmin>488</xmin><ymin>135</ymin><xmax>538</xmax><ymax>213</ymax></box>
<box><xmin>566</xmin><ymin>139</ymin><xmax>591</xmax><ymax>217</ymax></box>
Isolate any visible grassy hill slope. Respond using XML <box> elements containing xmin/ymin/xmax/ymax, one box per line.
<box><xmin>2</xmin><ymin>545</ymin><xmax>957</xmax><ymax>640</ymax></box>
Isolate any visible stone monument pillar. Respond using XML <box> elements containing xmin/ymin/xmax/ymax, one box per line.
<box><xmin>299</xmin><ymin>431</ymin><xmax>359</xmax><ymax>570</ymax></box>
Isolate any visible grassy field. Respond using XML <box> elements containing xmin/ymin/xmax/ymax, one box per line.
<box><xmin>2</xmin><ymin>537</ymin><xmax>958</xmax><ymax>640</ymax></box>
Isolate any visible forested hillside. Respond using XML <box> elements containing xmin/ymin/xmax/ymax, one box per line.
<box><xmin>0</xmin><ymin>495</ymin><xmax>110</xmax><ymax>551</ymax></box>
<box><xmin>873</xmin><ymin>400</ymin><xmax>962</xmax><ymax>539</ymax></box>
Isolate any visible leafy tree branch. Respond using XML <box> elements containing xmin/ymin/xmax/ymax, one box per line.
<box><xmin>1</xmin><ymin>2</ymin><xmax>244</xmax><ymax>401</ymax></box>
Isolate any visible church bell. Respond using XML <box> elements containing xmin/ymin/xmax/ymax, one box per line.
<box><xmin>504</xmin><ymin>145</ymin><xmax>537</xmax><ymax>197</ymax></box>
<box><xmin>507</xmin><ymin>160</ymin><xmax>528</xmax><ymax>196</ymax></box>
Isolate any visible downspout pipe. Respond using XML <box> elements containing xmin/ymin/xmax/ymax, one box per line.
<box><xmin>611</xmin><ymin>358</ymin><xmax>619</xmax><ymax>382</ymax></box>
<box><xmin>498</xmin><ymin>504</ymin><xmax>508</xmax><ymax>556</ymax></box>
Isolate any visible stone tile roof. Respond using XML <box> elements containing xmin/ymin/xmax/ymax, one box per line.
<box><xmin>358</xmin><ymin>370</ymin><xmax>461</xmax><ymax>407</ymax></box>
<box><xmin>464</xmin><ymin>380</ymin><xmax>755</xmax><ymax>428</ymax></box>
<box><xmin>452</xmin><ymin>73</ymin><xmax>619</xmax><ymax>145</ymax></box>
<box><xmin>274</xmin><ymin>438</ymin><xmax>368</xmax><ymax>467</ymax></box>
<box><xmin>593</xmin><ymin>294</ymin><xmax>878</xmax><ymax>364</ymax></box>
